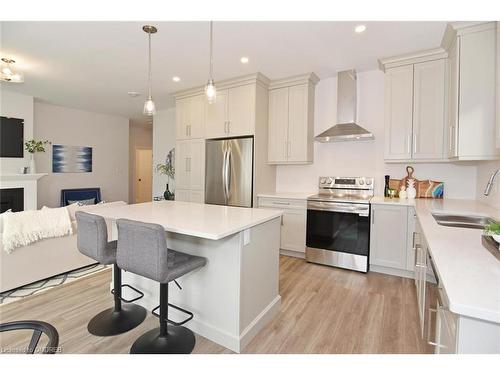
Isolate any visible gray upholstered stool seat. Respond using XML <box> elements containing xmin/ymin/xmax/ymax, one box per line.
<box><xmin>75</xmin><ymin>212</ymin><xmax>147</xmax><ymax>337</ymax></box>
<box><xmin>116</xmin><ymin>218</ymin><xmax>207</xmax><ymax>354</ymax></box>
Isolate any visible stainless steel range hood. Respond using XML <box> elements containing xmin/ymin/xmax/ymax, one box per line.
<box><xmin>315</xmin><ymin>70</ymin><xmax>374</xmax><ymax>142</ymax></box>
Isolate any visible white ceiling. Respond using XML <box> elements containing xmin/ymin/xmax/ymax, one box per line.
<box><xmin>0</xmin><ymin>21</ymin><xmax>447</xmax><ymax>123</ymax></box>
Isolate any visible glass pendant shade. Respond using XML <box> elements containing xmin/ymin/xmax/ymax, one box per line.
<box><xmin>0</xmin><ymin>58</ymin><xmax>24</xmax><ymax>83</ymax></box>
<box><xmin>143</xmin><ymin>96</ymin><xmax>156</xmax><ymax>116</ymax></box>
<box><xmin>205</xmin><ymin>79</ymin><xmax>217</xmax><ymax>104</ymax></box>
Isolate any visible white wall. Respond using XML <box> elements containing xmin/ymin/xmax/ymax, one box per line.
<box><xmin>276</xmin><ymin>71</ymin><xmax>479</xmax><ymax>199</ymax></box>
<box><xmin>0</xmin><ymin>90</ymin><xmax>34</xmax><ymax>173</ymax></box>
<box><xmin>476</xmin><ymin>160</ymin><xmax>500</xmax><ymax>209</ymax></box>
<box><xmin>34</xmin><ymin>101</ymin><xmax>129</xmax><ymax>208</ymax></box>
<box><xmin>152</xmin><ymin>108</ymin><xmax>176</xmax><ymax>198</ymax></box>
<box><xmin>129</xmin><ymin>123</ymin><xmax>153</xmax><ymax>203</ymax></box>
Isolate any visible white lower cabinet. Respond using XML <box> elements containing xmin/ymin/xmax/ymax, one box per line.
<box><xmin>257</xmin><ymin>197</ymin><xmax>306</xmax><ymax>255</ymax></box>
<box><xmin>175</xmin><ymin>189</ymin><xmax>204</xmax><ymax>203</ymax></box>
<box><xmin>175</xmin><ymin>139</ymin><xmax>205</xmax><ymax>191</ymax></box>
<box><xmin>369</xmin><ymin>204</ymin><xmax>408</xmax><ymax>270</ymax></box>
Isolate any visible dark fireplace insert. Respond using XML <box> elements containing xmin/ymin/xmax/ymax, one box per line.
<box><xmin>0</xmin><ymin>188</ymin><xmax>24</xmax><ymax>213</ymax></box>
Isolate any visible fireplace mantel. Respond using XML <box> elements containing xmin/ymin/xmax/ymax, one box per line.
<box><xmin>0</xmin><ymin>173</ymin><xmax>47</xmax><ymax>210</ymax></box>
<box><xmin>0</xmin><ymin>173</ymin><xmax>48</xmax><ymax>182</ymax></box>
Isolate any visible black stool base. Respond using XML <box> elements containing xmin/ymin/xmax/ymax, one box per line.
<box><xmin>87</xmin><ymin>304</ymin><xmax>147</xmax><ymax>337</ymax></box>
<box><xmin>130</xmin><ymin>325</ymin><xmax>196</xmax><ymax>354</ymax></box>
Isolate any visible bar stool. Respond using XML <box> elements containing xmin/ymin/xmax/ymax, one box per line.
<box><xmin>116</xmin><ymin>219</ymin><xmax>207</xmax><ymax>354</ymax></box>
<box><xmin>75</xmin><ymin>211</ymin><xmax>147</xmax><ymax>336</ymax></box>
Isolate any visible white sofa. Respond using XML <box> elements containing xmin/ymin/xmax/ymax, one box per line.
<box><xmin>0</xmin><ymin>202</ymin><xmax>124</xmax><ymax>293</ymax></box>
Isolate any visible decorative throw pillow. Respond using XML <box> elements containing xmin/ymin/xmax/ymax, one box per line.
<box><xmin>68</xmin><ymin>198</ymin><xmax>96</xmax><ymax>206</ymax></box>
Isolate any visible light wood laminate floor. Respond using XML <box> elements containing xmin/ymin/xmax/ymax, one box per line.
<box><xmin>0</xmin><ymin>256</ymin><xmax>432</xmax><ymax>354</ymax></box>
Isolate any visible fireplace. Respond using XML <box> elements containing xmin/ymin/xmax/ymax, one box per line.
<box><xmin>0</xmin><ymin>188</ymin><xmax>24</xmax><ymax>213</ymax></box>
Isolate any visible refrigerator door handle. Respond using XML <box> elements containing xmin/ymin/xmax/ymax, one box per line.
<box><xmin>226</xmin><ymin>146</ymin><xmax>232</xmax><ymax>200</ymax></box>
<box><xmin>222</xmin><ymin>146</ymin><xmax>228</xmax><ymax>202</ymax></box>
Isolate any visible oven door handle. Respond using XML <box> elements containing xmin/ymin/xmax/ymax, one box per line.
<box><xmin>307</xmin><ymin>201</ymin><xmax>370</xmax><ymax>216</ymax></box>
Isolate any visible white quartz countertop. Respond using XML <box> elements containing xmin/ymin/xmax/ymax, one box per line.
<box><xmin>373</xmin><ymin>197</ymin><xmax>500</xmax><ymax>323</ymax></box>
<box><xmin>85</xmin><ymin>201</ymin><xmax>283</xmax><ymax>240</ymax></box>
<box><xmin>257</xmin><ymin>192</ymin><xmax>313</xmax><ymax>200</ymax></box>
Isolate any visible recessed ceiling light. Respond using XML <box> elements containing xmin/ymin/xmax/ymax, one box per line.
<box><xmin>127</xmin><ymin>91</ymin><xmax>141</xmax><ymax>97</ymax></box>
<box><xmin>355</xmin><ymin>25</ymin><xmax>366</xmax><ymax>33</ymax></box>
<box><xmin>240</xmin><ymin>57</ymin><xmax>249</xmax><ymax>64</ymax></box>
<box><xmin>172</xmin><ymin>76</ymin><xmax>181</xmax><ymax>82</ymax></box>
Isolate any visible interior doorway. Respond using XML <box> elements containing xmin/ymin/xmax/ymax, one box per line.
<box><xmin>134</xmin><ymin>148</ymin><xmax>152</xmax><ymax>203</ymax></box>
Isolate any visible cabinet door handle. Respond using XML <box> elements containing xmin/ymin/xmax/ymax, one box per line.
<box><xmin>272</xmin><ymin>201</ymin><xmax>290</xmax><ymax>206</ymax></box>
<box><xmin>413</xmin><ymin>133</ymin><xmax>418</xmax><ymax>154</ymax></box>
<box><xmin>448</xmin><ymin>126</ymin><xmax>453</xmax><ymax>152</ymax></box>
<box><xmin>284</xmin><ymin>141</ymin><xmax>287</xmax><ymax>159</ymax></box>
<box><xmin>188</xmin><ymin>157</ymin><xmax>191</xmax><ymax>172</ymax></box>
<box><xmin>188</xmin><ymin>125</ymin><xmax>191</xmax><ymax>137</ymax></box>
<box><xmin>185</xmin><ymin>157</ymin><xmax>189</xmax><ymax>172</ymax></box>
<box><xmin>407</xmin><ymin>133</ymin><xmax>411</xmax><ymax>155</ymax></box>
<box><xmin>287</xmin><ymin>141</ymin><xmax>291</xmax><ymax>158</ymax></box>
<box><xmin>427</xmin><ymin>307</ymin><xmax>439</xmax><ymax>347</ymax></box>
<box><xmin>186</xmin><ymin>125</ymin><xmax>189</xmax><ymax>137</ymax></box>
<box><xmin>227</xmin><ymin>121</ymin><xmax>230</xmax><ymax>134</ymax></box>
<box><xmin>224</xmin><ymin>121</ymin><xmax>228</xmax><ymax>133</ymax></box>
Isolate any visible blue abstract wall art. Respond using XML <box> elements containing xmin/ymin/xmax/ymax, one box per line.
<box><xmin>52</xmin><ymin>144</ymin><xmax>92</xmax><ymax>173</ymax></box>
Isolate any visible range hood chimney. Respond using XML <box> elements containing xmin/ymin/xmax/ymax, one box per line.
<box><xmin>315</xmin><ymin>69</ymin><xmax>374</xmax><ymax>142</ymax></box>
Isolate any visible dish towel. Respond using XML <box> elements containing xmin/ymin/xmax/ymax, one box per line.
<box><xmin>2</xmin><ymin>206</ymin><xmax>73</xmax><ymax>253</ymax></box>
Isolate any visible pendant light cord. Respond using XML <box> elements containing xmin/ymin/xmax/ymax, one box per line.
<box><xmin>148</xmin><ymin>30</ymin><xmax>152</xmax><ymax>98</ymax></box>
<box><xmin>209</xmin><ymin>21</ymin><xmax>213</xmax><ymax>79</ymax></box>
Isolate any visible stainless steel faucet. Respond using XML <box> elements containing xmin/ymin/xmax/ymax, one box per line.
<box><xmin>484</xmin><ymin>168</ymin><xmax>500</xmax><ymax>196</ymax></box>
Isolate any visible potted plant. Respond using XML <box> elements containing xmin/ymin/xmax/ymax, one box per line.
<box><xmin>155</xmin><ymin>148</ymin><xmax>175</xmax><ymax>200</ymax></box>
<box><xmin>484</xmin><ymin>221</ymin><xmax>500</xmax><ymax>244</ymax></box>
<box><xmin>25</xmin><ymin>139</ymin><xmax>50</xmax><ymax>174</ymax></box>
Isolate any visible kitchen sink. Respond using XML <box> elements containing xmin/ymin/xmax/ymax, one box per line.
<box><xmin>431</xmin><ymin>212</ymin><xmax>495</xmax><ymax>229</ymax></box>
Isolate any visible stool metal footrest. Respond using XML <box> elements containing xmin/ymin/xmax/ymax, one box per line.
<box><xmin>111</xmin><ymin>284</ymin><xmax>144</xmax><ymax>303</ymax></box>
<box><xmin>152</xmin><ymin>303</ymin><xmax>194</xmax><ymax>326</ymax></box>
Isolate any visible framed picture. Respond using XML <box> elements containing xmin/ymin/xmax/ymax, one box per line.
<box><xmin>52</xmin><ymin>144</ymin><xmax>92</xmax><ymax>173</ymax></box>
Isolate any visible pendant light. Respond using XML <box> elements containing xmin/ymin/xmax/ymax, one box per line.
<box><xmin>142</xmin><ymin>25</ymin><xmax>157</xmax><ymax>116</ymax></box>
<box><xmin>205</xmin><ymin>21</ymin><xmax>217</xmax><ymax>104</ymax></box>
<box><xmin>0</xmin><ymin>58</ymin><xmax>24</xmax><ymax>83</ymax></box>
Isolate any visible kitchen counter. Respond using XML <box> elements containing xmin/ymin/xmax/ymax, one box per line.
<box><xmin>85</xmin><ymin>200</ymin><xmax>283</xmax><ymax>240</ymax></box>
<box><xmin>257</xmin><ymin>192</ymin><xmax>313</xmax><ymax>200</ymax></box>
<box><xmin>372</xmin><ymin>197</ymin><xmax>500</xmax><ymax>323</ymax></box>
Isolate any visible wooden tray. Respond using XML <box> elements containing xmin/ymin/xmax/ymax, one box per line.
<box><xmin>482</xmin><ymin>235</ymin><xmax>500</xmax><ymax>261</ymax></box>
<box><xmin>389</xmin><ymin>166</ymin><xmax>443</xmax><ymax>198</ymax></box>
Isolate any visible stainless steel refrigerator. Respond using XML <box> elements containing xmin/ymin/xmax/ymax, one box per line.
<box><xmin>205</xmin><ymin>136</ymin><xmax>253</xmax><ymax>207</ymax></box>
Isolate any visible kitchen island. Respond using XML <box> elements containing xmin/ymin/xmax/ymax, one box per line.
<box><xmin>86</xmin><ymin>200</ymin><xmax>283</xmax><ymax>353</ymax></box>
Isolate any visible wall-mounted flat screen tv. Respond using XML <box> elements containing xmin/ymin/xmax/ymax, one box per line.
<box><xmin>0</xmin><ymin>117</ymin><xmax>24</xmax><ymax>158</ymax></box>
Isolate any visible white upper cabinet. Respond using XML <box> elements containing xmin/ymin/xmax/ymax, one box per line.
<box><xmin>381</xmin><ymin>21</ymin><xmax>500</xmax><ymax>162</ymax></box>
<box><xmin>455</xmin><ymin>24</ymin><xmax>499</xmax><ymax>160</ymax></box>
<box><xmin>205</xmin><ymin>89</ymin><xmax>228</xmax><ymax>138</ymax></box>
<box><xmin>176</xmin><ymin>95</ymin><xmax>205</xmax><ymax>140</ymax></box>
<box><xmin>267</xmin><ymin>73</ymin><xmax>318</xmax><ymax>164</ymax></box>
<box><xmin>268</xmin><ymin>87</ymin><xmax>289</xmax><ymax>163</ymax></box>
<box><xmin>384</xmin><ymin>65</ymin><xmax>414</xmax><ymax>160</ymax></box>
<box><xmin>446</xmin><ymin>37</ymin><xmax>460</xmax><ymax>158</ymax></box>
<box><xmin>412</xmin><ymin>59</ymin><xmax>446</xmax><ymax>159</ymax></box>
<box><xmin>227</xmin><ymin>84</ymin><xmax>256</xmax><ymax>137</ymax></box>
<box><xmin>205</xmin><ymin>84</ymin><xmax>256</xmax><ymax>139</ymax></box>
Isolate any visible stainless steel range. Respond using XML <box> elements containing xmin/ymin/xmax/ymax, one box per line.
<box><xmin>306</xmin><ymin>177</ymin><xmax>374</xmax><ymax>273</ymax></box>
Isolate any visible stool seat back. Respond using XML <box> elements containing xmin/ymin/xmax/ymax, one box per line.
<box><xmin>75</xmin><ymin>211</ymin><xmax>116</xmax><ymax>265</ymax></box>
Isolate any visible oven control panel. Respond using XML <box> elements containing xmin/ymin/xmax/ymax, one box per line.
<box><xmin>318</xmin><ymin>176</ymin><xmax>374</xmax><ymax>189</ymax></box>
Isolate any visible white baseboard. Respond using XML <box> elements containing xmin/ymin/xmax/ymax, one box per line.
<box><xmin>126</xmin><ymin>287</ymin><xmax>281</xmax><ymax>353</ymax></box>
<box><xmin>370</xmin><ymin>265</ymin><xmax>415</xmax><ymax>279</ymax></box>
<box><xmin>239</xmin><ymin>295</ymin><xmax>281</xmax><ymax>352</ymax></box>
<box><xmin>280</xmin><ymin>249</ymin><xmax>305</xmax><ymax>259</ymax></box>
